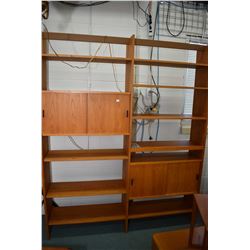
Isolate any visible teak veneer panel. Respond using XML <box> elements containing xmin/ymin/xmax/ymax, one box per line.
<box><xmin>131</xmin><ymin>140</ymin><xmax>204</xmax><ymax>152</ymax></box>
<box><xmin>42</xmin><ymin>54</ymin><xmax>131</xmax><ymax>64</ymax></box>
<box><xmin>49</xmin><ymin>203</ymin><xmax>126</xmax><ymax>225</ymax></box>
<box><xmin>133</xmin><ymin>114</ymin><xmax>207</xmax><ymax>120</ymax></box>
<box><xmin>43</xmin><ymin>91</ymin><xmax>130</xmax><ymax>135</ymax></box>
<box><xmin>42</xmin><ymin>91</ymin><xmax>87</xmax><ymax>135</ymax></box>
<box><xmin>129</xmin><ymin>164</ymin><xmax>167</xmax><ymax>198</ymax></box>
<box><xmin>44</xmin><ymin>149</ymin><xmax>128</xmax><ymax>162</ymax></box>
<box><xmin>129</xmin><ymin>161</ymin><xmax>200</xmax><ymax>198</ymax></box>
<box><xmin>166</xmin><ymin>162</ymin><xmax>201</xmax><ymax>194</ymax></box>
<box><xmin>129</xmin><ymin>197</ymin><xmax>192</xmax><ymax>219</ymax></box>
<box><xmin>47</xmin><ymin>180</ymin><xmax>126</xmax><ymax>198</ymax></box>
<box><xmin>88</xmin><ymin>93</ymin><xmax>130</xmax><ymax>134</ymax></box>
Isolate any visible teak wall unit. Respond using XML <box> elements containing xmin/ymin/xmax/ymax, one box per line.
<box><xmin>42</xmin><ymin>32</ymin><xmax>208</xmax><ymax>239</ymax></box>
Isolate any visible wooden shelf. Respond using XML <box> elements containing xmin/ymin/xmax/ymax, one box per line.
<box><xmin>128</xmin><ymin>197</ymin><xmax>192</xmax><ymax>219</ymax></box>
<box><xmin>42</xmin><ymin>53</ymin><xmax>131</xmax><ymax>64</ymax></box>
<box><xmin>133</xmin><ymin>114</ymin><xmax>207</xmax><ymax>120</ymax></box>
<box><xmin>42</xmin><ymin>32</ymin><xmax>206</xmax><ymax>50</ymax></box>
<box><xmin>43</xmin><ymin>132</ymin><xmax>130</xmax><ymax>136</ymax></box>
<box><xmin>42</xmin><ymin>90</ymin><xmax>130</xmax><ymax>95</ymax></box>
<box><xmin>133</xmin><ymin>84</ymin><xmax>208</xmax><ymax>90</ymax></box>
<box><xmin>42</xmin><ymin>32</ymin><xmax>129</xmax><ymax>45</ymax></box>
<box><xmin>46</xmin><ymin>180</ymin><xmax>126</xmax><ymax>198</ymax></box>
<box><xmin>135</xmin><ymin>38</ymin><xmax>206</xmax><ymax>51</ymax></box>
<box><xmin>130</xmin><ymin>152</ymin><xmax>202</xmax><ymax>165</ymax></box>
<box><xmin>131</xmin><ymin>140</ymin><xmax>204</xmax><ymax>153</ymax></box>
<box><xmin>48</xmin><ymin>203</ymin><xmax>126</xmax><ymax>225</ymax></box>
<box><xmin>134</xmin><ymin>58</ymin><xmax>208</xmax><ymax>69</ymax></box>
<box><xmin>44</xmin><ymin>149</ymin><xmax>128</xmax><ymax>162</ymax></box>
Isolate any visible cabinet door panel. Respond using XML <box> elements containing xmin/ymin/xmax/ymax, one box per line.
<box><xmin>88</xmin><ymin>93</ymin><xmax>130</xmax><ymax>134</ymax></box>
<box><xmin>42</xmin><ymin>92</ymin><xmax>87</xmax><ymax>135</ymax></box>
<box><xmin>166</xmin><ymin>162</ymin><xmax>200</xmax><ymax>194</ymax></box>
<box><xmin>129</xmin><ymin>164</ymin><xmax>167</xmax><ymax>198</ymax></box>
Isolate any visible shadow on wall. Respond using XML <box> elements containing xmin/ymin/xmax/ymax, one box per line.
<box><xmin>52</xmin><ymin>2</ymin><xmax>75</xmax><ymax>31</ymax></box>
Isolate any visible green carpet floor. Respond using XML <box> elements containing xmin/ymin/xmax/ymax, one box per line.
<box><xmin>42</xmin><ymin>214</ymin><xmax>192</xmax><ymax>250</ymax></box>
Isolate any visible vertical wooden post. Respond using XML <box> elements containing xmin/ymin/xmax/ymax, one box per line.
<box><xmin>202</xmin><ymin>229</ymin><xmax>208</xmax><ymax>250</ymax></box>
<box><xmin>190</xmin><ymin>47</ymin><xmax>208</xmax><ymax>191</ymax></box>
<box><xmin>42</xmin><ymin>34</ymin><xmax>52</xmax><ymax>239</ymax></box>
<box><xmin>122</xmin><ymin>35</ymin><xmax>135</xmax><ymax>232</ymax></box>
<box><xmin>188</xmin><ymin>196</ymin><xmax>197</xmax><ymax>247</ymax></box>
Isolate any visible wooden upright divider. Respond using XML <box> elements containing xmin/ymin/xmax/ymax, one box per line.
<box><xmin>190</xmin><ymin>47</ymin><xmax>208</xmax><ymax>189</ymax></box>
<box><xmin>41</xmin><ymin>31</ymin><xmax>208</xmax><ymax>238</ymax></box>
<box><xmin>42</xmin><ymin>36</ymin><xmax>52</xmax><ymax>239</ymax></box>
<box><xmin>123</xmin><ymin>35</ymin><xmax>135</xmax><ymax>232</ymax></box>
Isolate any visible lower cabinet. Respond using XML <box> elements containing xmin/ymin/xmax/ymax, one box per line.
<box><xmin>129</xmin><ymin>161</ymin><xmax>201</xmax><ymax>198</ymax></box>
<box><xmin>165</xmin><ymin>162</ymin><xmax>200</xmax><ymax>194</ymax></box>
<box><xmin>129</xmin><ymin>164</ymin><xmax>167</xmax><ymax>198</ymax></box>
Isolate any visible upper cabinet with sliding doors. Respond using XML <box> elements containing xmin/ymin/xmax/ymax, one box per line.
<box><xmin>88</xmin><ymin>92</ymin><xmax>130</xmax><ymax>135</ymax></box>
<box><xmin>42</xmin><ymin>91</ymin><xmax>88</xmax><ymax>135</ymax></box>
<box><xmin>42</xmin><ymin>91</ymin><xmax>130</xmax><ymax>136</ymax></box>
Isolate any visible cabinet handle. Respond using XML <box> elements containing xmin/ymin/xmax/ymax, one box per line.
<box><xmin>196</xmin><ymin>174</ymin><xmax>200</xmax><ymax>180</ymax></box>
<box><xmin>126</xmin><ymin>110</ymin><xmax>129</xmax><ymax>117</ymax></box>
<box><xmin>130</xmin><ymin>179</ymin><xmax>134</xmax><ymax>186</ymax></box>
<box><xmin>42</xmin><ymin>110</ymin><xmax>45</xmax><ymax>118</ymax></box>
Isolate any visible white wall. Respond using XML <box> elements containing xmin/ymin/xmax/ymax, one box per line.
<box><xmin>42</xmin><ymin>1</ymin><xmax>207</xmax><ymax>208</ymax></box>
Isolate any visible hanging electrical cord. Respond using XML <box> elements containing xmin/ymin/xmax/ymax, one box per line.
<box><xmin>59</xmin><ymin>1</ymin><xmax>109</xmax><ymax>7</ymax></box>
<box><xmin>136</xmin><ymin>3</ymin><xmax>160</xmax><ymax>111</ymax></box>
<box><xmin>108</xmin><ymin>44</ymin><xmax>122</xmax><ymax>92</ymax></box>
<box><xmin>42</xmin><ymin>1</ymin><xmax>49</xmax><ymax>19</ymax></box>
<box><xmin>68</xmin><ymin>136</ymin><xmax>85</xmax><ymax>150</ymax></box>
<box><xmin>155</xmin><ymin>5</ymin><xmax>160</xmax><ymax>141</ymax></box>
<box><xmin>136</xmin><ymin>1</ymin><xmax>150</xmax><ymax>21</ymax></box>
<box><xmin>149</xmin><ymin>2</ymin><xmax>160</xmax><ymax>109</ymax></box>
<box><xmin>132</xmin><ymin>1</ymin><xmax>148</xmax><ymax>27</ymax></box>
<box><xmin>140</xmin><ymin>119</ymin><xmax>145</xmax><ymax>141</ymax></box>
<box><xmin>42</xmin><ymin>23</ymin><xmax>105</xmax><ymax>69</ymax></box>
<box><xmin>147</xmin><ymin>3</ymin><xmax>160</xmax><ymax>140</ymax></box>
<box><xmin>148</xmin><ymin>121</ymin><xmax>153</xmax><ymax>140</ymax></box>
<box><xmin>43</xmin><ymin>23</ymin><xmax>122</xmax><ymax>93</ymax></box>
<box><xmin>166</xmin><ymin>1</ymin><xmax>185</xmax><ymax>37</ymax></box>
<box><xmin>140</xmin><ymin>91</ymin><xmax>152</xmax><ymax>109</ymax></box>
<box><xmin>132</xmin><ymin>120</ymin><xmax>144</xmax><ymax>140</ymax></box>
<box><xmin>134</xmin><ymin>3</ymin><xmax>160</xmax><ymax>142</ymax></box>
